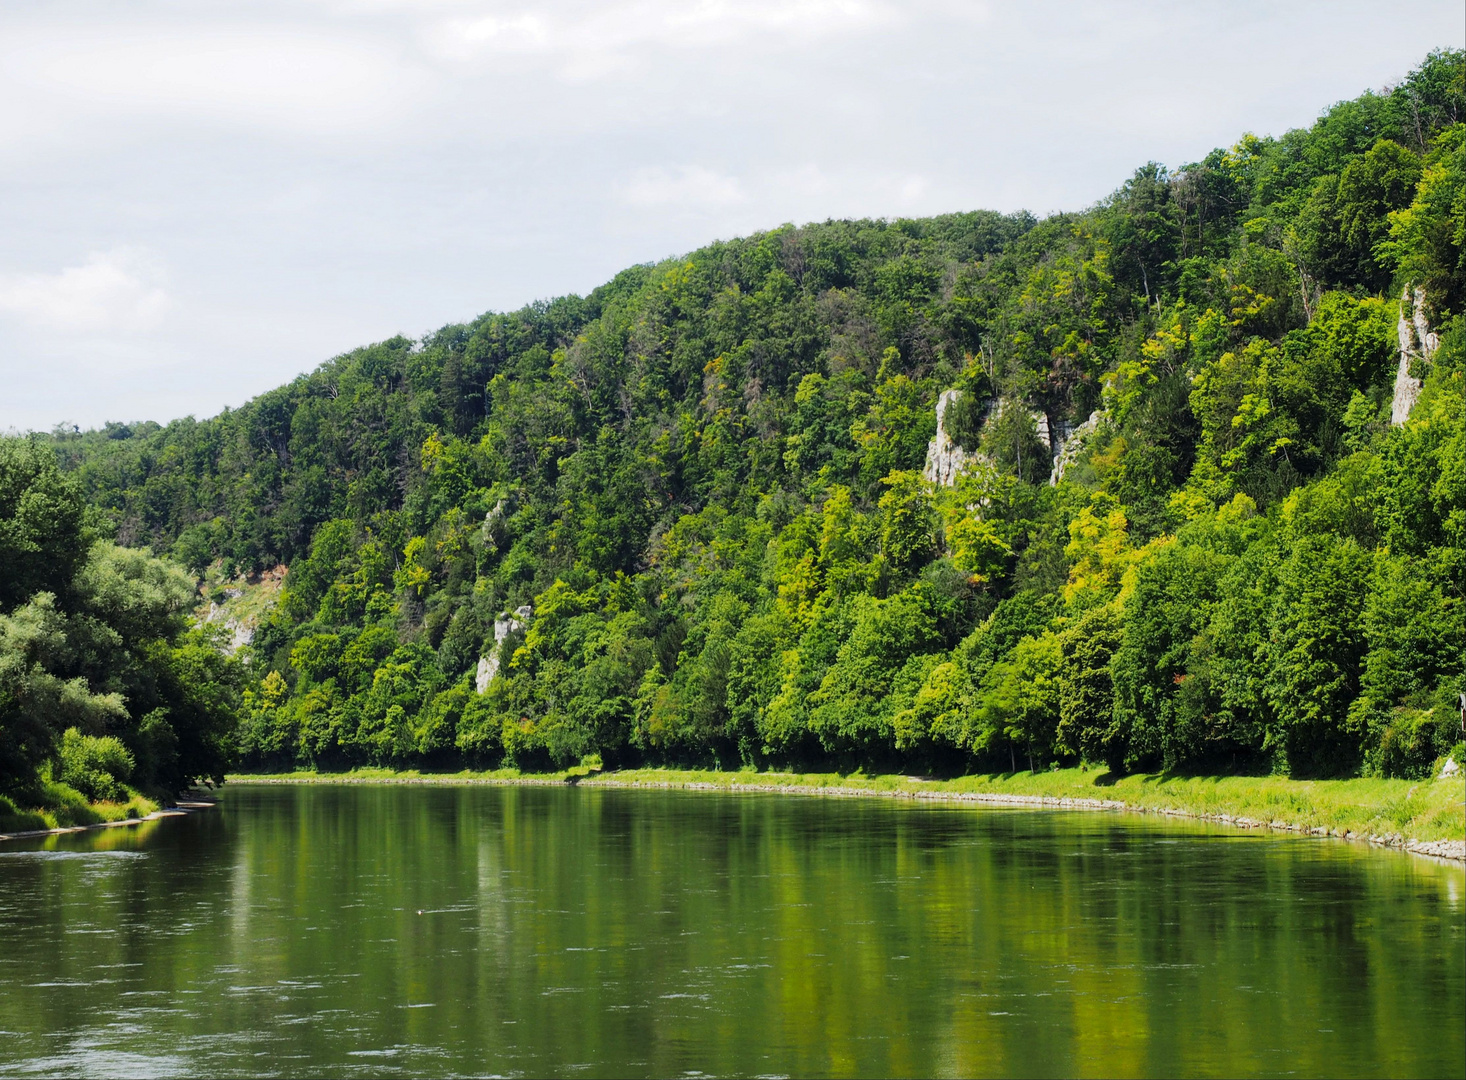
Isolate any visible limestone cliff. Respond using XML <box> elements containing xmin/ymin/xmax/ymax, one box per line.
<box><xmin>922</xmin><ymin>389</ymin><xmax>977</xmax><ymax>486</ymax></box>
<box><xmin>1391</xmin><ymin>286</ymin><xmax>1439</xmax><ymax>426</ymax></box>
<box><xmin>197</xmin><ymin>562</ymin><xmax>287</xmax><ymax>654</ymax></box>
<box><xmin>475</xmin><ymin>604</ymin><xmax>533</xmax><ymax>693</ymax></box>
<box><xmin>1049</xmin><ymin>411</ymin><xmax>1102</xmax><ymax>484</ymax></box>
<box><xmin>923</xmin><ymin>389</ymin><xmax>1095</xmax><ymax>487</ymax></box>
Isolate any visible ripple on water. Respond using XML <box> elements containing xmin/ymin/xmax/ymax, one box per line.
<box><xmin>0</xmin><ymin>850</ymin><xmax>148</xmax><ymax>861</ymax></box>
<box><xmin>7</xmin><ymin>1047</ymin><xmax>190</xmax><ymax>1079</ymax></box>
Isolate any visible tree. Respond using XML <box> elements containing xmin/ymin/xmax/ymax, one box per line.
<box><xmin>0</xmin><ymin>438</ymin><xmax>240</xmax><ymax>802</ymax></box>
<box><xmin>0</xmin><ymin>439</ymin><xmax>88</xmax><ymax>610</ymax></box>
<box><xmin>33</xmin><ymin>55</ymin><xmax>1462</xmax><ymax>783</ymax></box>
<box><xmin>1265</xmin><ymin>534</ymin><xmax>1371</xmax><ymax>776</ymax></box>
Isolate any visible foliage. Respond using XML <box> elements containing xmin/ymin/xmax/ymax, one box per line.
<box><xmin>29</xmin><ymin>49</ymin><xmax>1466</xmax><ymax>783</ymax></box>
<box><xmin>0</xmin><ymin>439</ymin><xmax>241</xmax><ymax>809</ymax></box>
<box><xmin>57</xmin><ymin>728</ymin><xmax>135</xmax><ymax>802</ymax></box>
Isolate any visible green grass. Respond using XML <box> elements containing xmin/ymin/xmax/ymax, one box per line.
<box><xmin>229</xmin><ymin>765</ymin><xmax>1466</xmax><ymax>843</ymax></box>
<box><xmin>0</xmin><ymin>783</ymin><xmax>160</xmax><ymax>835</ymax></box>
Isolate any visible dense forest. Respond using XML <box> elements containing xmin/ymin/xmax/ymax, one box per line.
<box><xmin>4</xmin><ymin>50</ymin><xmax>1462</xmax><ymax>805</ymax></box>
<box><xmin>0</xmin><ymin>439</ymin><xmax>240</xmax><ymax>810</ymax></box>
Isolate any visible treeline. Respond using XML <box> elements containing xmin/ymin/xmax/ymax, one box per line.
<box><xmin>34</xmin><ymin>49</ymin><xmax>1466</xmax><ymax>783</ymax></box>
<box><xmin>0</xmin><ymin>440</ymin><xmax>241</xmax><ymax>812</ymax></box>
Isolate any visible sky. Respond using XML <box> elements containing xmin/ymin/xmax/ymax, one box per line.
<box><xmin>0</xmin><ymin>1</ymin><xmax>1460</xmax><ymax>432</ymax></box>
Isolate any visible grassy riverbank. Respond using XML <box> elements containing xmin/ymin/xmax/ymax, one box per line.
<box><xmin>0</xmin><ymin>787</ymin><xmax>159</xmax><ymax>834</ymax></box>
<box><xmin>230</xmin><ymin>766</ymin><xmax>1466</xmax><ymax>844</ymax></box>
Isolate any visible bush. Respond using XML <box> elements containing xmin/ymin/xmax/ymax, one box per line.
<box><xmin>1371</xmin><ymin>708</ymin><xmax>1456</xmax><ymax>779</ymax></box>
<box><xmin>57</xmin><ymin>728</ymin><xmax>136</xmax><ymax>801</ymax></box>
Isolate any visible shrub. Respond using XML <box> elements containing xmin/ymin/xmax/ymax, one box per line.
<box><xmin>1371</xmin><ymin>708</ymin><xmax>1456</xmax><ymax>779</ymax></box>
<box><xmin>57</xmin><ymin>728</ymin><xmax>136</xmax><ymax>802</ymax></box>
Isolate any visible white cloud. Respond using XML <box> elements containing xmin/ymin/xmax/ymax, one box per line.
<box><xmin>0</xmin><ymin>0</ymin><xmax>1458</xmax><ymax>431</ymax></box>
<box><xmin>608</xmin><ymin>0</ymin><xmax>894</xmax><ymax>44</ymax></box>
<box><xmin>1</xmin><ymin>27</ymin><xmax>427</xmax><ymax>140</ymax></box>
<box><xmin>0</xmin><ymin>251</ymin><xmax>171</xmax><ymax>335</ymax></box>
<box><xmin>431</xmin><ymin>12</ymin><xmax>552</xmax><ymax>59</ymax></box>
<box><xmin>424</xmin><ymin>0</ymin><xmax>898</xmax><ymax>74</ymax></box>
<box><xmin>619</xmin><ymin>165</ymin><xmax>746</xmax><ymax>209</ymax></box>
<box><xmin>898</xmin><ymin>175</ymin><xmax>930</xmax><ymax>205</ymax></box>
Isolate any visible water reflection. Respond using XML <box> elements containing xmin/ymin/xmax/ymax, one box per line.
<box><xmin>0</xmin><ymin>784</ymin><xmax>1461</xmax><ymax>1078</ymax></box>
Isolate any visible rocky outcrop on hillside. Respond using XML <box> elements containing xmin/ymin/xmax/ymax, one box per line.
<box><xmin>475</xmin><ymin>605</ymin><xmax>533</xmax><ymax>693</ymax></box>
<box><xmin>1049</xmin><ymin>411</ymin><xmax>1103</xmax><ymax>484</ymax></box>
<box><xmin>1392</xmin><ymin>286</ymin><xmax>1439</xmax><ymax>426</ymax></box>
<box><xmin>924</xmin><ymin>389</ymin><xmax>1099</xmax><ymax>487</ymax></box>
<box><xmin>198</xmin><ymin>563</ymin><xmax>286</xmax><ymax>654</ymax></box>
<box><xmin>923</xmin><ymin>389</ymin><xmax>977</xmax><ymax>486</ymax></box>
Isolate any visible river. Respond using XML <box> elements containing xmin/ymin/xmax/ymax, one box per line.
<box><xmin>0</xmin><ymin>782</ymin><xmax>1461</xmax><ymax>1077</ymax></box>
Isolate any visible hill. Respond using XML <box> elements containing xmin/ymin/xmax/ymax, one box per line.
<box><xmin>24</xmin><ymin>49</ymin><xmax>1466</xmax><ymax>784</ymax></box>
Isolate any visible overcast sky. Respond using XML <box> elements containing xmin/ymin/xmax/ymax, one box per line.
<box><xmin>0</xmin><ymin>1</ymin><xmax>1459</xmax><ymax>432</ymax></box>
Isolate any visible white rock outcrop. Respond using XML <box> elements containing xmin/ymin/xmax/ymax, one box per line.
<box><xmin>1391</xmin><ymin>286</ymin><xmax>1439</xmax><ymax>426</ymax></box>
<box><xmin>475</xmin><ymin>604</ymin><xmax>533</xmax><ymax>693</ymax></box>
<box><xmin>198</xmin><ymin>564</ymin><xmax>287</xmax><ymax>655</ymax></box>
<box><xmin>923</xmin><ymin>389</ymin><xmax>977</xmax><ymax>486</ymax></box>
<box><xmin>924</xmin><ymin>388</ymin><xmax>1098</xmax><ymax>487</ymax></box>
<box><xmin>204</xmin><ymin>596</ymin><xmax>256</xmax><ymax>651</ymax></box>
<box><xmin>1032</xmin><ymin>410</ymin><xmax>1051</xmax><ymax>451</ymax></box>
<box><xmin>1049</xmin><ymin>411</ymin><xmax>1103</xmax><ymax>485</ymax></box>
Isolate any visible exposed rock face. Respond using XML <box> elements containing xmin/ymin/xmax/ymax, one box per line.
<box><xmin>1032</xmin><ymin>410</ymin><xmax>1052</xmax><ymax>451</ymax></box>
<box><xmin>984</xmin><ymin>398</ymin><xmax>1077</xmax><ymax>482</ymax></box>
<box><xmin>199</xmin><ymin>563</ymin><xmax>287</xmax><ymax>655</ymax></box>
<box><xmin>483</xmin><ymin>498</ymin><xmax>506</xmax><ymax>534</ymax></box>
<box><xmin>475</xmin><ymin>604</ymin><xmax>533</xmax><ymax>693</ymax></box>
<box><xmin>1392</xmin><ymin>286</ymin><xmax>1439</xmax><ymax>426</ymax></box>
<box><xmin>1049</xmin><ymin>411</ymin><xmax>1103</xmax><ymax>484</ymax></box>
<box><xmin>923</xmin><ymin>389</ymin><xmax>977</xmax><ymax>486</ymax></box>
<box><xmin>924</xmin><ymin>389</ymin><xmax>1097</xmax><ymax>487</ymax></box>
<box><xmin>204</xmin><ymin>597</ymin><xmax>256</xmax><ymax>651</ymax></box>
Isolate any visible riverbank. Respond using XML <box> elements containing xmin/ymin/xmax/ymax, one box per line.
<box><xmin>0</xmin><ymin>790</ymin><xmax>159</xmax><ymax>835</ymax></box>
<box><xmin>231</xmin><ymin>766</ymin><xmax>1465</xmax><ymax>860</ymax></box>
<box><xmin>0</xmin><ymin>792</ymin><xmax>216</xmax><ymax>843</ymax></box>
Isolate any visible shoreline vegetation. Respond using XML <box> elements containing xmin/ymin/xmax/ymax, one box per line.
<box><xmin>0</xmin><ymin>793</ymin><xmax>220</xmax><ymax>842</ymax></box>
<box><xmin>226</xmin><ymin>766</ymin><xmax>1465</xmax><ymax>861</ymax></box>
<box><xmin>0</xmin><ymin>790</ymin><xmax>160</xmax><ymax>836</ymax></box>
<box><xmin>0</xmin><ymin>803</ymin><xmax>214</xmax><ymax>844</ymax></box>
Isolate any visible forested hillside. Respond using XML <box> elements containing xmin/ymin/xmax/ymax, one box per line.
<box><xmin>31</xmin><ymin>49</ymin><xmax>1466</xmax><ymax>784</ymax></box>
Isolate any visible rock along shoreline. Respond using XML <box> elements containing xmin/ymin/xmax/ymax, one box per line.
<box><xmin>229</xmin><ymin>773</ymin><xmax>1466</xmax><ymax>863</ymax></box>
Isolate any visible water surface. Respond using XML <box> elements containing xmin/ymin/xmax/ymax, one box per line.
<box><xmin>0</xmin><ymin>783</ymin><xmax>1461</xmax><ymax>1078</ymax></box>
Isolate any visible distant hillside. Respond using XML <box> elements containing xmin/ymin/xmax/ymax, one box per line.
<box><xmin>44</xmin><ymin>48</ymin><xmax>1466</xmax><ymax>781</ymax></box>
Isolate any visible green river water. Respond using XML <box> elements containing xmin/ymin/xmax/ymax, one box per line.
<box><xmin>0</xmin><ymin>783</ymin><xmax>1461</xmax><ymax>1078</ymax></box>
